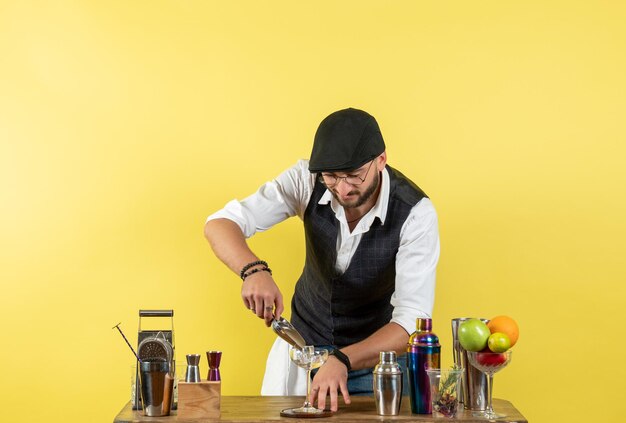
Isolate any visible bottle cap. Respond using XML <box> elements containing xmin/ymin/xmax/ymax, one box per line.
<box><xmin>416</xmin><ymin>318</ymin><xmax>432</xmax><ymax>332</ymax></box>
<box><xmin>373</xmin><ymin>351</ymin><xmax>402</xmax><ymax>375</ymax></box>
<box><xmin>379</xmin><ymin>351</ymin><xmax>397</xmax><ymax>364</ymax></box>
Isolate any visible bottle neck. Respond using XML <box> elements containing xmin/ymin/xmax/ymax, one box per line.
<box><xmin>415</xmin><ymin>317</ymin><xmax>432</xmax><ymax>332</ymax></box>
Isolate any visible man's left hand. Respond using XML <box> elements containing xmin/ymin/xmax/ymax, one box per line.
<box><xmin>309</xmin><ymin>355</ymin><xmax>352</xmax><ymax>412</ymax></box>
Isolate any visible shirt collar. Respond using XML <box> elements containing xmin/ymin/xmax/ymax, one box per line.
<box><xmin>318</xmin><ymin>167</ymin><xmax>390</xmax><ymax>228</ymax></box>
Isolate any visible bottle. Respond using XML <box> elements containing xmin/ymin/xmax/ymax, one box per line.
<box><xmin>373</xmin><ymin>351</ymin><xmax>403</xmax><ymax>416</ymax></box>
<box><xmin>407</xmin><ymin>318</ymin><xmax>441</xmax><ymax>414</ymax></box>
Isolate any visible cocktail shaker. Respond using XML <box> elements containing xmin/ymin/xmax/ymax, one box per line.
<box><xmin>139</xmin><ymin>360</ymin><xmax>174</xmax><ymax>417</ymax></box>
<box><xmin>451</xmin><ymin>318</ymin><xmax>489</xmax><ymax>411</ymax></box>
<box><xmin>373</xmin><ymin>351</ymin><xmax>403</xmax><ymax>416</ymax></box>
<box><xmin>407</xmin><ymin>318</ymin><xmax>440</xmax><ymax>414</ymax></box>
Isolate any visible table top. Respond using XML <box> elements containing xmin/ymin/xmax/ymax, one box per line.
<box><xmin>113</xmin><ymin>396</ymin><xmax>528</xmax><ymax>423</ymax></box>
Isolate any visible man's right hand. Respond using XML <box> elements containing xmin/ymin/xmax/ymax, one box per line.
<box><xmin>241</xmin><ymin>271</ymin><xmax>284</xmax><ymax>326</ymax></box>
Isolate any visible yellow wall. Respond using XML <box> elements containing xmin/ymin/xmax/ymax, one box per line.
<box><xmin>1</xmin><ymin>1</ymin><xmax>625</xmax><ymax>422</ymax></box>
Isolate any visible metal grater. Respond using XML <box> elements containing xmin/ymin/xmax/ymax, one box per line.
<box><xmin>132</xmin><ymin>310</ymin><xmax>176</xmax><ymax>410</ymax></box>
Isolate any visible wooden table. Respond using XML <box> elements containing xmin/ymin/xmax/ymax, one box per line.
<box><xmin>114</xmin><ymin>396</ymin><xmax>528</xmax><ymax>422</ymax></box>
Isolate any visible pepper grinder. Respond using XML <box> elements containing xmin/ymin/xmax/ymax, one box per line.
<box><xmin>206</xmin><ymin>351</ymin><xmax>222</xmax><ymax>381</ymax></box>
<box><xmin>185</xmin><ymin>354</ymin><xmax>201</xmax><ymax>382</ymax></box>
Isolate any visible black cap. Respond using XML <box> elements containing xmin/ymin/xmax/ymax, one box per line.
<box><xmin>308</xmin><ymin>108</ymin><xmax>385</xmax><ymax>172</ymax></box>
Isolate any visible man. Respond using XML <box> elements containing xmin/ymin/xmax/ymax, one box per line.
<box><xmin>204</xmin><ymin>108</ymin><xmax>439</xmax><ymax>412</ymax></box>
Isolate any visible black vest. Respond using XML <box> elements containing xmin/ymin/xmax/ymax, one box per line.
<box><xmin>290</xmin><ymin>165</ymin><xmax>427</xmax><ymax>347</ymax></box>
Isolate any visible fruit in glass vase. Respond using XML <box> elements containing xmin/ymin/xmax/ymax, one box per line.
<box><xmin>487</xmin><ymin>315</ymin><xmax>519</xmax><ymax>347</ymax></box>
<box><xmin>458</xmin><ymin>319</ymin><xmax>491</xmax><ymax>352</ymax></box>
<box><xmin>476</xmin><ymin>351</ymin><xmax>507</xmax><ymax>367</ymax></box>
<box><xmin>487</xmin><ymin>332</ymin><xmax>511</xmax><ymax>353</ymax></box>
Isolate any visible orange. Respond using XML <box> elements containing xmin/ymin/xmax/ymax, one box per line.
<box><xmin>487</xmin><ymin>316</ymin><xmax>519</xmax><ymax>347</ymax></box>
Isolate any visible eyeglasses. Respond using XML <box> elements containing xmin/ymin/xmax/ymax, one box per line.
<box><xmin>319</xmin><ymin>160</ymin><xmax>375</xmax><ymax>188</ymax></box>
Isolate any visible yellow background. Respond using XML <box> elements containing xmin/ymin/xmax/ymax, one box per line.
<box><xmin>1</xmin><ymin>1</ymin><xmax>625</xmax><ymax>422</ymax></box>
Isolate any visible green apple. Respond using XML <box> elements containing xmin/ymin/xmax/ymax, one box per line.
<box><xmin>458</xmin><ymin>319</ymin><xmax>490</xmax><ymax>352</ymax></box>
<box><xmin>487</xmin><ymin>332</ymin><xmax>511</xmax><ymax>353</ymax></box>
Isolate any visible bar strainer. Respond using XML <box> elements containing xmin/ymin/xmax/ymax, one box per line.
<box><xmin>138</xmin><ymin>331</ymin><xmax>173</xmax><ymax>363</ymax></box>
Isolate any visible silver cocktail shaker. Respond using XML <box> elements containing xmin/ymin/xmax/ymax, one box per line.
<box><xmin>373</xmin><ymin>351</ymin><xmax>403</xmax><ymax>416</ymax></box>
<box><xmin>139</xmin><ymin>360</ymin><xmax>174</xmax><ymax>417</ymax></box>
<box><xmin>451</xmin><ymin>317</ymin><xmax>489</xmax><ymax>411</ymax></box>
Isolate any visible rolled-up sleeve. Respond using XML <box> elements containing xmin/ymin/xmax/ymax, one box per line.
<box><xmin>206</xmin><ymin>160</ymin><xmax>313</xmax><ymax>238</ymax></box>
<box><xmin>390</xmin><ymin>198</ymin><xmax>440</xmax><ymax>335</ymax></box>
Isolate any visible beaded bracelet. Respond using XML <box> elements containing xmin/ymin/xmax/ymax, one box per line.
<box><xmin>239</xmin><ymin>260</ymin><xmax>268</xmax><ymax>279</ymax></box>
<box><xmin>242</xmin><ymin>267</ymin><xmax>272</xmax><ymax>281</ymax></box>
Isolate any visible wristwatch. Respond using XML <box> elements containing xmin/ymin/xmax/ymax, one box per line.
<box><xmin>329</xmin><ymin>348</ymin><xmax>352</xmax><ymax>371</ymax></box>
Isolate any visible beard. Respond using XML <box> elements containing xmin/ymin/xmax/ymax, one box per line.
<box><xmin>330</xmin><ymin>171</ymin><xmax>380</xmax><ymax>209</ymax></box>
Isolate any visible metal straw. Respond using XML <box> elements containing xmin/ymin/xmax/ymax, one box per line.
<box><xmin>113</xmin><ymin>322</ymin><xmax>141</xmax><ymax>362</ymax></box>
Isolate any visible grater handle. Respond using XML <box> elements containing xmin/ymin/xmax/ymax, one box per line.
<box><xmin>139</xmin><ymin>310</ymin><xmax>174</xmax><ymax>317</ymax></box>
<box><xmin>138</xmin><ymin>310</ymin><xmax>175</xmax><ymax>335</ymax></box>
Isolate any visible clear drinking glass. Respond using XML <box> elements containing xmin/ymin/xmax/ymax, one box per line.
<box><xmin>280</xmin><ymin>346</ymin><xmax>329</xmax><ymax>417</ymax></box>
<box><xmin>426</xmin><ymin>367</ymin><xmax>463</xmax><ymax>418</ymax></box>
<box><xmin>466</xmin><ymin>350</ymin><xmax>512</xmax><ymax>419</ymax></box>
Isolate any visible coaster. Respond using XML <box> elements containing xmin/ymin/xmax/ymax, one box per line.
<box><xmin>280</xmin><ymin>408</ymin><xmax>333</xmax><ymax>418</ymax></box>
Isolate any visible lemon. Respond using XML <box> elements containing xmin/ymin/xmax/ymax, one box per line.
<box><xmin>487</xmin><ymin>332</ymin><xmax>511</xmax><ymax>353</ymax></box>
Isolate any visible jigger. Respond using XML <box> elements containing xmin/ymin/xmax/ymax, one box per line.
<box><xmin>185</xmin><ymin>354</ymin><xmax>201</xmax><ymax>382</ymax></box>
<box><xmin>206</xmin><ymin>351</ymin><xmax>222</xmax><ymax>381</ymax></box>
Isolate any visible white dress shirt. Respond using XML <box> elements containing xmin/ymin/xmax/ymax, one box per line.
<box><xmin>207</xmin><ymin>159</ymin><xmax>440</xmax><ymax>394</ymax></box>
